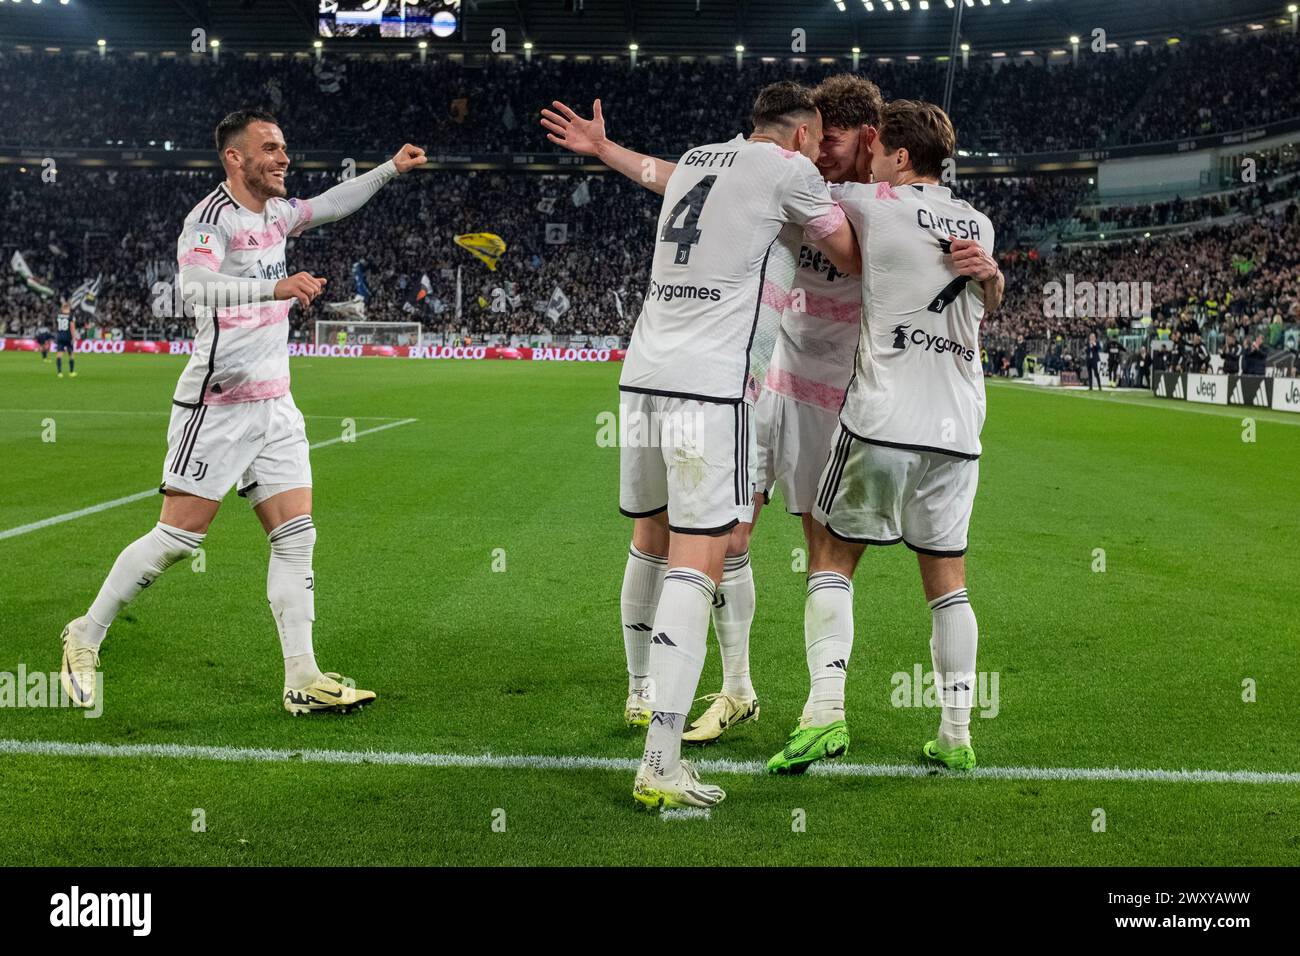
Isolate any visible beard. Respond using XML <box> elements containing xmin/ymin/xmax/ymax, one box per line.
<box><xmin>247</xmin><ymin>165</ymin><xmax>288</xmax><ymax>200</ymax></box>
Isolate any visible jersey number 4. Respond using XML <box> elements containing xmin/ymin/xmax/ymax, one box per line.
<box><xmin>660</xmin><ymin>175</ymin><xmax>717</xmax><ymax>265</ymax></box>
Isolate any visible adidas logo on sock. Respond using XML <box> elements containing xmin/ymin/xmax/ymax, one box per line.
<box><xmin>826</xmin><ymin>659</ymin><xmax>847</xmax><ymax>670</ymax></box>
<box><xmin>624</xmin><ymin>622</ymin><xmax>652</xmax><ymax>631</ymax></box>
<box><xmin>650</xmin><ymin>632</ymin><xmax>676</xmax><ymax>646</ymax></box>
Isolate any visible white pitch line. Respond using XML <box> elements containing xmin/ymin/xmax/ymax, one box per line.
<box><xmin>0</xmin><ymin>408</ymin><xmax>409</xmax><ymax>421</ymax></box>
<box><xmin>660</xmin><ymin>808</ymin><xmax>712</xmax><ymax>821</ymax></box>
<box><xmin>0</xmin><ymin>739</ymin><xmax>1295</xmax><ymax>786</ymax></box>
<box><xmin>0</xmin><ymin>418</ymin><xmax>418</xmax><ymax>541</ymax></box>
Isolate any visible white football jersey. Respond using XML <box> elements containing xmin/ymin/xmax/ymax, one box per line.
<box><xmin>619</xmin><ymin>135</ymin><xmax>844</xmax><ymax>404</ymax></box>
<box><xmin>765</xmin><ymin>239</ymin><xmax>860</xmax><ymax>413</ymax></box>
<box><xmin>172</xmin><ymin>185</ymin><xmax>314</xmax><ymax>407</ymax></box>
<box><xmin>833</xmin><ymin>181</ymin><xmax>994</xmax><ymax>458</ymax></box>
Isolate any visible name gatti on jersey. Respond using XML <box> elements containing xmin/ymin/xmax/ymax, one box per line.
<box><xmin>681</xmin><ymin>148</ymin><xmax>739</xmax><ymax>169</ymax></box>
<box><xmin>917</xmin><ymin>208</ymin><xmax>982</xmax><ymax>241</ymax></box>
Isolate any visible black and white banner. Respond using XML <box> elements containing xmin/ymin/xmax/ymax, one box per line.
<box><xmin>1186</xmin><ymin>373</ymin><xmax>1228</xmax><ymax>406</ymax></box>
<box><xmin>1273</xmin><ymin>377</ymin><xmax>1300</xmax><ymax>413</ymax></box>
<box><xmin>1154</xmin><ymin>373</ymin><xmax>1300</xmax><ymax>414</ymax></box>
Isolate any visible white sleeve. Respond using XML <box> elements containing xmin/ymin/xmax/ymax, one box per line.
<box><xmin>176</xmin><ymin>217</ymin><xmax>277</xmax><ymax>307</ymax></box>
<box><xmin>780</xmin><ymin>155</ymin><xmax>844</xmax><ymax>240</ymax></box>
<box><xmin>828</xmin><ymin>182</ymin><xmax>869</xmax><ymax>245</ymax></box>
<box><xmin>288</xmin><ymin>160</ymin><xmax>398</xmax><ymax>236</ymax></box>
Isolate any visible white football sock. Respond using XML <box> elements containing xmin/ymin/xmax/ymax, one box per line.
<box><xmin>643</xmin><ymin>711</ymin><xmax>687</xmax><ymax>780</ymax></box>
<box><xmin>802</xmin><ymin>570</ymin><xmax>854</xmax><ymax>727</ymax></box>
<box><xmin>713</xmin><ymin>551</ymin><xmax>756</xmax><ymax>699</ymax></box>
<box><xmin>85</xmin><ymin>522</ymin><xmax>205</xmax><ymax>648</ymax></box>
<box><xmin>929</xmin><ymin>587</ymin><xmax>978</xmax><ymax>748</ymax></box>
<box><xmin>620</xmin><ymin>544</ymin><xmax>665</xmax><ymax>696</ymax></box>
<box><xmin>641</xmin><ymin>567</ymin><xmax>715</xmax><ymax>778</ymax></box>
<box><xmin>267</xmin><ymin>515</ymin><xmax>321</xmax><ymax>689</ymax></box>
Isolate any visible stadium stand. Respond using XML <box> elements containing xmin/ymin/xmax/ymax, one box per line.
<box><xmin>2</xmin><ymin>22</ymin><xmax>1299</xmax><ymax>372</ymax></box>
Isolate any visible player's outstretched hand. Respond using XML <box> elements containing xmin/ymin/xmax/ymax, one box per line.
<box><xmin>392</xmin><ymin>144</ymin><xmax>428</xmax><ymax>174</ymax></box>
<box><xmin>947</xmin><ymin>237</ymin><xmax>998</xmax><ymax>281</ymax></box>
<box><xmin>540</xmin><ymin>99</ymin><xmax>607</xmax><ymax>156</ymax></box>
<box><xmin>274</xmin><ymin>272</ymin><xmax>327</xmax><ymax>307</ymax></box>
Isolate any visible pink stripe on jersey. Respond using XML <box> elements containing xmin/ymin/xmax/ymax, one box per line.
<box><xmin>764</xmin><ymin>367</ymin><xmax>847</xmax><ymax>412</ymax></box>
<box><xmin>205</xmin><ymin>376</ymin><xmax>290</xmax><ymax>405</ymax></box>
<box><xmin>289</xmin><ymin>198</ymin><xmax>314</xmax><ymax>236</ymax></box>
<box><xmin>216</xmin><ymin>300</ymin><xmax>291</xmax><ymax>331</ymax></box>
<box><xmin>228</xmin><ymin>218</ymin><xmax>290</xmax><ymax>252</ymax></box>
<box><xmin>761</xmin><ymin>279</ymin><xmax>791</xmax><ymax>313</ymax></box>
<box><xmin>765</xmin><ymin>280</ymin><xmax>859</xmax><ymax>324</ymax></box>
<box><xmin>178</xmin><ymin>250</ymin><xmax>222</xmax><ymax>270</ymax></box>
<box><xmin>803</xmin><ymin>203</ymin><xmax>846</xmax><ymax>241</ymax></box>
<box><xmin>875</xmin><ymin>181</ymin><xmax>900</xmax><ymax>200</ymax></box>
<box><xmin>797</xmin><ymin>287</ymin><xmax>860</xmax><ymax>325</ymax></box>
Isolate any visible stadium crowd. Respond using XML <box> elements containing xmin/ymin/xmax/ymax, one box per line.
<box><xmin>2</xmin><ymin>29</ymin><xmax>1298</xmax><ymax>156</ymax></box>
<box><xmin>1075</xmin><ymin>168</ymin><xmax>1300</xmax><ymax>234</ymax></box>
<box><xmin>4</xmin><ymin>159</ymin><xmax>1298</xmax><ymax>366</ymax></box>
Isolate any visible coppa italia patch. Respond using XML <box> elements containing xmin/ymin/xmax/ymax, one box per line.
<box><xmin>193</xmin><ymin>232</ymin><xmax>215</xmax><ymax>253</ymax></box>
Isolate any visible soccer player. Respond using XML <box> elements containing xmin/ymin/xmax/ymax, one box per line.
<box><xmin>53</xmin><ymin>299</ymin><xmax>77</xmax><ymax>378</ymax></box>
<box><xmin>542</xmin><ymin>79</ymin><xmax>1003</xmax><ymax>760</ymax></box>
<box><xmin>36</xmin><ymin>323</ymin><xmax>53</xmax><ymax>363</ymax></box>
<box><xmin>58</xmin><ymin>109</ymin><xmax>427</xmax><ymax>714</ymax></box>
<box><xmin>581</xmin><ymin>81</ymin><xmax>854</xmax><ymax>808</ymax></box>
<box><xmin>803</xmin><ymin>99</ymin><xmax>997</xmax><ymax>771</ymax></box>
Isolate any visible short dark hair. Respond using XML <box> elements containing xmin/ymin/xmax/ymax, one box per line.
<box><xmin>214</xmin><ymin>108</ymin><xmax>279</xmax><ymax>154</ymax></box>
<box><xmin>750</xmin><ymin>81</ymin><xmax>818</xmax><ymax>133</ymax></box>
<box><xmin>812</xmin><ymin>74</ymin><xmax>884</xmax><ymax>131</ymax></box>
<box><xmin>877</xmin><ymin>99</ymin><xmax>956</xmax><ymax>179</ymax></box>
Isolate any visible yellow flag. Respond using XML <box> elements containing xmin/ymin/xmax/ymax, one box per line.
<box><xmin>454</xmin><ymin>233</ymin><xmax>507</xmax><ymax>272</ymax></box>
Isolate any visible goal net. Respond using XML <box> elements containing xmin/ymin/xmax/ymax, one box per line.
<box><xmin>314</xmin><ymin>320</ymin><xmax>423</xmax><ymax>348</ymax></box>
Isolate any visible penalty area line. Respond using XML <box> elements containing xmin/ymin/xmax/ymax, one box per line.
<box><xmin>0</xmin><ymin>418</ymin><xmax>418</xmax><ymax>541</ymax></box>
<box><xmin>0</xmin><ymin>739</ymin><xmax>1296</xmax><ymax>786</ymax></box>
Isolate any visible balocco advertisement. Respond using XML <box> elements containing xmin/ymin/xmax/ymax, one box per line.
<box><xmin>1</xmin><ymin>338</ymin><xmax>626</xmax><ymax>363</ymax></box>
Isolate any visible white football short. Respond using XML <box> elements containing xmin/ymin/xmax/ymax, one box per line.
<box><xmin>618</xmin><ymin>390</ymin><xmax>757</xmax><ymax>534</ymax></box>
<box><xmin>812</xmin><ymin>424</ymin><xmax>978</xmax><ymax>556</ymax></box>
<box><xmin>160</xmin><ymin>393</ymin><xmax>312</xmax><ymax>506</ymax></box>
<box><xmin>755</xmin><ymin>388</ymin><xmax>840</xmax><ymax>515</ymax></box>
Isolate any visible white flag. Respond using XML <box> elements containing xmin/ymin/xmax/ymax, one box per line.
<box><xmin>544</xmin><ymin>223</ymin><xmax>570</xmax><ymax>245</ymax></box>
<box><xmin>545</xmin><ymin>286</ymin><xmax>571</xmax><ymax>322</ymax></box>
<box><xmin>536</xmin><ymin>197</ymin><xmax>556</xmax><ymax>215</ymax></box>
<box><xmin>571</xmin><ymin>180</ymin><xmax>591</xmax><ymax>208</ymax></box>
<box><xmin>323</xmin><ymin>295</ymin><xmax>366</xmax><ymax>318</ymax></box>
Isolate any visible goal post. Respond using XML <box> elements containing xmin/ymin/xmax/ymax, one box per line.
<box><xmin>314</xmin><ymin>320</ymin><xmax>423</xmax><ymax>348</ymax></box>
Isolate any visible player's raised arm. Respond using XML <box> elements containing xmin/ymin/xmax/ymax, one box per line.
<box><xmin>289</xmin><ymin>143</ymin><xmax>427</xmax><ymax>235</ymax></box>
<box><xmin>812</xmin><ymin>213</ymin><xmax>860</xmax><ymax>277</ymax></box>
<box><xmin>786</xmin><ymin>159</ymin><xmax>860</xmax><ymax>276</ymax></box>
<box><xmin>540</xmin><ymin>99</ymin><xmax>676</xmax><ymax>196</ymax></box>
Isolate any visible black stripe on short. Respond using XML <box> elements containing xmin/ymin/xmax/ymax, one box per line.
<box><xmin>816</xmin><ymin>430</ymin><xmax>853</xmax><ymax>514</ymax></box>
<box><xmin>177</xmin><ymin>405</ymin><xmax>207</xmax><ymax>476</ymax></box>
<box><xmin>169</xmin><ymin>406</ymin><xmax>201</xmax><ymax>474</ymax></box>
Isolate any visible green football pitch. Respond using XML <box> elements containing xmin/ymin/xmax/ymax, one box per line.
<box><xmin>1</xmin><ymin>350</ymin><xmax>1297</xmax><ymax>866</ymax></box>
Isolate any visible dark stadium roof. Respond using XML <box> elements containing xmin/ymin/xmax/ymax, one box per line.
<box><xmin>0</xmin><ymin>0</ymin><xmax>1295</xmax><ymax>57</ymax></box>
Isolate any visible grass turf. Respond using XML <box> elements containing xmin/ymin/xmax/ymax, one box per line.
<box><xmin>0</xmin><ymin>351</ymin><xmax>1297</xmax><ymax>865</ymax></box>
